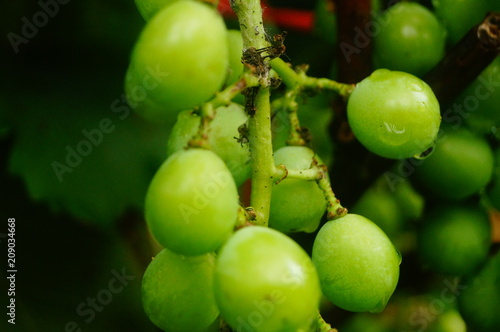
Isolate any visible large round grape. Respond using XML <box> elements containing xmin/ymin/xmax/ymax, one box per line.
<box><xmin>125</xmin><ymin>1</ymin><xmax>228</xmax><ymax>121</ymax></box>
<box><xmin>214</xmin><ymin>226</ymin><xmax>321</xmax><ymax>332</ymax></box>
<box><xmin>142</xmin><ymin>249</ymin><xmax>219</xmax><ymax>332</ymax></box>
<box><xmin>167</xmin><ymin>103</ymin><xmax>251</xmax><ymax>187</ymax></box>
<box><xmin>347</xmin><ymin>69</ymin><xmax>441</xmax><ymax>159</ymax></box>
<box><xmin>145</xmin><ymin>148</ymin><xmax>238</xmax><ymax>256</ymax></box>
<box><xmin>413</xmin><ymin>123</ymin><xmax>494</xmax><ymax>201</ymax></box>
<box><xmin>373</xmin><ymin>2</ymin><xmax>446</xmax><ymax>77</ymax></box>
<box><xmin>269</xmin><ymin>146</ymin><xmax>326</xmax><ymax>233</ymax></box>
<box><xmin>458</xmin><ymin>251</ymin><xmax>500</xmax><ymax>332</ymax></box>
<box><xmin>417</xmin><ymin>204</ymin><xmax>491</xmax><ymax>276</ymax></box>
<box><xmin>312</xmin><ymin>214</ymin><xmax>401</xmax><ymax>313</ymax></box>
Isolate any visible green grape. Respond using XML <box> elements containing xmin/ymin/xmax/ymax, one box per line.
<box><xmin>214</xmin><ymin>226</ymin><xmax>321</xmax><ymax>332</ymax></box>
<box><xmin>145</xmin><ymin>148</ymin><xmax>238</xmax><ymax>256</ymax></box>
<box><xmin>487</xmin><ymin>146</ymin><xmax>500</xmax><ymax>210</ymax></box>
<box><xmin>373</xmin><ymin>2</ymin><xmax>446</xmax><ymax>77</ymax></box>
<box><xmin>269</xmin><ymin>146</ymin><xmax>326</xmax><ymax>233</ymax></box>
<box><xmin>296</xmin><ymin>93</ymin><xmax>335</xmax><ymax>167</ymax></box>
<box><xmin>134</xmin><ymin>0</ymin><xmax>184</xmax><ymax>21</ymax></box>
<box><xmin>313</xmin><ymin>0</ymin><xmax>382</xmax><ymax>45</ymax></box>
<box><xmin>413</xmin><ymin>123</ymin><xmax>494</xmax><ymax>201</ymax></box>
<box><xmin>347</xmin><ymin>69</ymin><xmax>441</xmax><ymax>159</ymax></box>
<box><xmin>167</xmin><ymin>103</ymin><xmax>251</xmax><ymax>187</ymax></box>
<box><xmin>142</xmin><ymin>248</ymin><xmax>219</xmax><ymax>331</ymax></box>
<box><xmin>427</xmin><ymin>309</ymin><xmax>466</xmax><ymax>332</ymax></box>
<box><xmin>457</xmin><ymin>57</ymin><xmax>500</xmax><ymax>134</ymax></box>
<box><xmin>341</xmin><ymin>312</ymin><xmax>391</xmax><ymax>332</ymax></box>
<box><xmin>313</xmin><ymin>0</ymin><xmax>337</xmax><ymax>45</ymax></box>
<box><xmin>458</xmin><ymin>251</ymin><xmax>500</xmax><ymax>332</ymax></box>
<box><xmin>417</xmin><ymin>204</ymin><xmax>491</xmax><ymax>276</ymax></box>
<box><xmin>432</xmin><ymin>0</ymin><xmax>494</xmax><ymax>46</ymax></box>
<box><xmin>391</xmin><ymin>179</ymin><xmax>425</xmax><ymax>222</ymax></box>
<box><xmin>312</xmin><ymin>213</ymin><xmax>401</xmax><ymax>313</ymax></box>
<box><xmin>351</xmin><ymin>182</ymin><xmax>405</xmax><ymax>239</ymax></box>
<box><xmin>125</xmin><ymin>1</ymin><xmax>228</xmax><ymax>122</ymax></box>
<box><xmin>226</xmin><ymin>29</ymin><xmax>244</xmax><ymax>86</ymax></box>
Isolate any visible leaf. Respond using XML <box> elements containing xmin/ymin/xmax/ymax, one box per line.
<box><xmin>8</xmin><ymin>84</ymin><xmax>170</xmax><ymax>228</ymax></box>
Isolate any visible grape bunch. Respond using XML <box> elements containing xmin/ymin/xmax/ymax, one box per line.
<box><xmin>125</xmin><ymin>0</ymin><xmax>499</xmax><ymax>331</ymax></box>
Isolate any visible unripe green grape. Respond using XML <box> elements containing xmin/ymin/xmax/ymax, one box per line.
<box><xmin>214</xmin><ymin>226</ymin><xmax>321</xmax><ymax>332</ymax></box>
<box><xmin>373</xmin><ymin>2</ymin><xmax>446</xmax><ymax>77</ymax></box>
<box><xmin>313</xmin><ymin>0</ymin><xmax>382</xmax><ymax>45</ymax></box>
<box><xmin>167</xmin><ymin>103</ymin><xmax>251</xmax><ymax>187</ymax></box>
<box><xmin>269</xmin><ymin>146</ymin><xmax>326</xmax><ymax>233</ymax></box>
<box><xmin>141</xmin><ymin>249</ymin><xmax>219</xmax><ymax>332</ymax></box>
<box><xmin>340</xmin><ymin>312</ymin><xmax>390</xmax><ymax>332</ymax></box>
<box><xmin>428</xmin><ymin>309</ymin><xmax>466</xmax><ymax>332</ymax></box>
<box><xmin>417</xmin><ymin>204</ymin><xmax>491</xmax><ymax>276</ymax></box>
<box><xmin>457</xmin><ymin>57</ymin><xmax>500</xmax><ymax>134</ymax></box>
<box><xmin>432</xmin><ymin>0</ymin><xmax>494</xmax><ymax>46</ymax></box>
<box><xmin>458</xmin><ymin>251</ymin><xmax>500</xmax><ymax>332</ymax></box>
<box><xmin>413</xmin><ymin>123</ymin><xmax>494</xmax><ymax>201</ymax></box>
<box><xmin>312</xmin><ymin>214</ymin><xmax>401</xmax><ymax>313</ymax></box>
<box><xmin>391</xmin><ymin>179</ymin><xmax>425</xmax><ymax>222</ymax></box>
<box><xmin>226</xmin><ymin>29</ymin><xmax>244</xmax><ymax>86</ymax></box>
<box><xmin>134</xmin><ymin>0</ymin><xmax>184</xmax><ymax>21</ymax></box>
<box><xmin>125</xmin><ymin>1</ymin><xmax>228</xmax><ymax>121</ymax></box>
<box><xmin>313</xmin><ymin>0</ymin><xmax>338</xmax><ymax>45</ymax></box>
<box><xmin>351</xmin><ymin>183</ymin><xmax>405</xmax><ymax>239</ymax></box>
<box><xmin>145</xmin><ymin>148</ymin><xmax>239</xmax><ymax>256</ymax></box>
<box><xmin>487</xmin><ymin>146</ymin><xmax>500</xmax><ymax>210</ymax></box>
<box><xmin>347</xmin><ymin>69</ymin><xmax>441</xmax><ymax>159</ymax></box>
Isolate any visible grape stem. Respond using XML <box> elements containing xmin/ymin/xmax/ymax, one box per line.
<box><xmin>270</xmin><ymin>58</ymin><xmax>355</xmax><ymax>98</ymax></box>
<box><xmin>316</xmin><ymin>313</ymin><xmax>338</xmax><ymax>332</ymax></box>
<box><xmin>188</xmin><ymin>73</ymin><xmax>258</xmax><ymax>149</ymax></box>
<box><xmin>231</xmin><ymin>0</ymin><xmax>275</xmax><ymax>226</ymax></box>
<box><xmin>272</xmin><ymin>162</ymin><xmax>347</xmax><ymax>220</ymax></box>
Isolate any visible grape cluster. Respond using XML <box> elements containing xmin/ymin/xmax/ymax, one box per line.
<box><xmin>125</xmin><ymin>0</ymin><xmax>499</xmax><ymax>331</ymax></box>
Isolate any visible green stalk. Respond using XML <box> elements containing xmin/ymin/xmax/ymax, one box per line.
<box><xmin>231</xmin><ymin>0</ymin><xmax>274</xmax><ymax>226</ymax></box>
<box><xmin>248</xmin><ymin>87</ymin><xmax>274</xmax><ymax>226</ymax></box>
<box><xmin>231</xmin><ymin>0</ymin><xmax>269</xmax><ymax>50</ymax></box>
<box><xmin>270</xmin><ymin>58</ymin><xmax>355</xmax><ymax>98</ymax></box>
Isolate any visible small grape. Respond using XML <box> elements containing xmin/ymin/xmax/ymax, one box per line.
<box><xmin>413</xmin><ymin>123</ymin><xmax>494</xmax><ymax>201</ymax></box>
<box><xmin>269</xmin><ymin>146</ymin><xmax>326</xmax><ymax>233</ymax></box>
<box><xmin>373</xmin><ymin>2</ymin><xmax>446</xmax><ymax>77</ymax></box>
<box><xmin>347</xmin><ymin>69</ymin><xmax>441</xmax><ymax>159</ymax></box>
<box><xmin>145</xmin><ymin>148</ymin><xmax>239</xmax><ymax>256</ymax></box>
<box><xmin>312</xmin><ymin>213</ymin><xmax>401</xmax><ymax>313</ymax></box>
<box><xmin>432</xmin><ymin>0</ymin><xmax>495</xmax><ymax>46</ymax></box>
<box><xmin>167</xmin><ymin>103</ymin><xmax>251</xmax><ymax>187</ymax></box>
<box><xmin>458</xmin><ymin>251</ymin><xmax>500</xmax><ymax>332</ymax></box>
<box><xmin>417</xmin><ymin>204</ymin><xmax>491</xmax><ymax>276</ymax></box>
<box><xmin>351</xmin><ymin>182</ymin><xmax>405</xmax><ymax>239</ymax></box>
<box><xmin>214</xmin><ymin>226</ymin><xmax>321</xmax><ymax>332</ymax></box>
<box><xmin>487</xmin><ymin>146</ymin><xmax>500</xmax><ymax>210</ymax></box>
<box><xmin>457</xmin><ymin>57</ymin><xmax>500</xmax><ymax>134</ymax></box>
<box><xmin>141</xmin><ymin>248</ymin><xmax>219</xmax><ymax>332</ymax></box>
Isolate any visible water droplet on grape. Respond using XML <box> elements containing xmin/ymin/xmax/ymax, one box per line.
<box><xmin>413</xmin><ymin>145</ymin><xmax>434</xmax><ymax>160</ymax></box>
<box><xmin>384</xmin><ymin>122</ymin><xmax>406</xmax><ymax>134</ymax></box>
